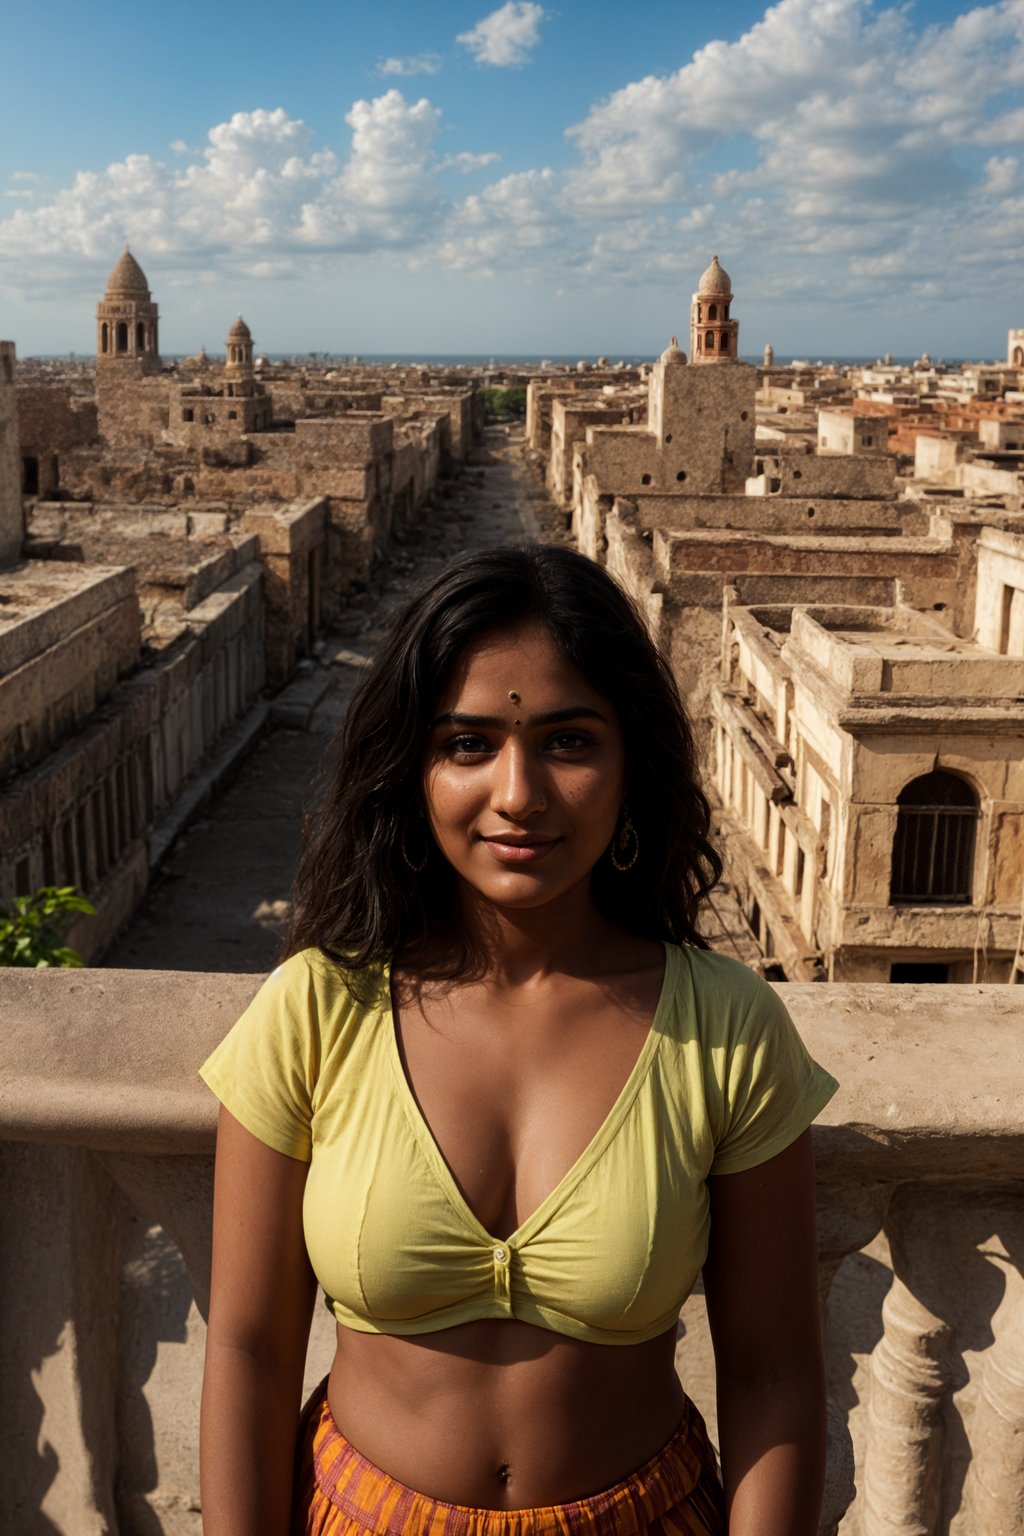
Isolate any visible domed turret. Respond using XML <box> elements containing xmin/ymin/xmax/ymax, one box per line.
<box><xmin>97</xmin><ymin>246</ymin><xmax>160</xmax><ymax>370</ymax></box>
<box><xmin>660</xmin><ymin>335</ymin><xmax>687</xmax><ymax>365</ymax></box>
<box><xmin>690</xmin><ymin>254</ymin><xmax>739</xmax><ymax>365</ymax></box>
<box><xmin>104</xmin><ymin>248</ymin><xmax>151</xmax><ymax>298</ymax></box>
<box><xmin>225</xmin><ymin>314</ymin><xmax>255</xmax><ymax>388</ymax></box>
<box><xmin>697</xmin><ymin>255</ymin><xmax>732</xmax><ymax>297</ymax></box>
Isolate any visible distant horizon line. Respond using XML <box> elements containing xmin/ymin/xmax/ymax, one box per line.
<box><xmin>21</xmin><ymin>351</ymin><xmax>1001</xmax><ymax>368</ymax></box>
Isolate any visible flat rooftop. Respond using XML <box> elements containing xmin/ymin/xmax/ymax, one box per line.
<box><xmin>793</xmin><ymin>605</ymin><xmax>1024</xmax><ymax>697</ymax></box>
<box><xmin>732</xmin><ymin>602</ymin><xmax>1024</xmax><ymax>700</ymax></box>
<box><xmin>0</xmin><ymin>561</ymin><xmax>136</xmax><ymax>675</ymax></box>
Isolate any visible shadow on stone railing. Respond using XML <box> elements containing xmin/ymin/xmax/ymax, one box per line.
<box><xmin>1</xmin><ymin>972</ymin><xmax>1023</xmax><ymax>1536</ymax></box>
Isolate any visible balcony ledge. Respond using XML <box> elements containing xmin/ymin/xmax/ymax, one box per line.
<box><xmin>1</xmin><ymin>969</ymin><xmax>1022</xmax><ymax>1180</ymax></box>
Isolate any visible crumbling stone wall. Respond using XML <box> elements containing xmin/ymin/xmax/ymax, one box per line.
<box><xmin>548</xmin><ymin>400</ymin><xmax>641</xmax><ymax>506</ymax></box>
<box><xmin>96</xmin><ymin>368</ymin><xmax>173</xmax><ymax>450</ymax></box>
<box><xmin>16</xmin><ymin>383</ymin><xmax>98</xmax><ymax>498</ymax></box>
<box><xmin>0</xmin><ymin>563</ymin><xmax>265</xmax><ymax>960</ymax></box>
<box><xmin>239</xmin><ymin>500</ymin><xmax>326</xmax><ymax>689</ymax></box>
<box><xmin>0</xmin><ymin>565</ymin><xmax>140</xmax><ymax>781</ymax></box>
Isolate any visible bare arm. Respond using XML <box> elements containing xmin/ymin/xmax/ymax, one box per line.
<box><xmin>703</xmin><ymin>1129</ymin><xmax>826</xmax><ymax>1536</ymax></box>
<box><xmin>200</xmin><ymin>1106</ymin><xmax>317</xmax><ymax>1536</ymax></box>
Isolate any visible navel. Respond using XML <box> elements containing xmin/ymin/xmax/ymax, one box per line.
<box><xmin>496</xmin><ymin>1461</ymin><xmax>512</xmax><ymax>1486</ymax></box>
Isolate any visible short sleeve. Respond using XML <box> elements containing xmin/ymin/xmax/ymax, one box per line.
<box><xmin>198</xmin><ymin>952</ymin><xmax>320</xmax><ymax>1161</ymax></box>
<box><xmin>708</xmin><ymin>979</ymin><xmax>838</xmax><ymax>1177</ymax></box>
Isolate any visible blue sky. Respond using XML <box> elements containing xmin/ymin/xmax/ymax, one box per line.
<box><xmin>2</xmin><ymin>0</ymin><xmax>1022</xmax><ymax>357</ymax></box>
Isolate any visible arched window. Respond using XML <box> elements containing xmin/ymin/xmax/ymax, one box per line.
<box><xmin>101</xmin><ymin>322</ymin><xmax>109</xmax><ymax>354</ymax></box>
<box><xmin>1015</xmin><ymin>346</ymin><xmax>1024</xmax><ymax>367</ymax></box>
<box><xmin>708</xmin><ymin>304</ymin><xmax>718</xmax><ymax>321</ymax></box>
<box><xmin>705</xmin><ymin>331</ymin><xmax>715</xmax><ymax>350</ymax></box>
<box><xmin>720</xmin><ymin>333</ymin><xmax>730</xmax><ymax>353</ymax></box>
<box><xmin>136</xmin><ymin>321</ymin><xmax>146</xmax><ymax>352</ymax></box>
<box><xmin>116</xmin><ymin>321</ymin><xmax>129</xmax><ymax>354</ymax></box>
<box><xmin>890</xmin><ymin>771</ymin><xmax>978</xmax><ymax>904</ymax></box>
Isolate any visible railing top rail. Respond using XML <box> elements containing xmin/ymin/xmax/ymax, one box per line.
<box><xmin>1</xmin><ymin>970</ymin><xmax>1023</xmax><ymax>1178</ymax></box>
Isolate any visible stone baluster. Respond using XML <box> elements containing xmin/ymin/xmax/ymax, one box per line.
<box><xmin>962</xmin><ymin>1272</ymin><xmax>1024</xmax><ymax>1534</ymax></box>
<box><xmin>861</xmin><ymin>1274</ymin><xmax>951</xmax><ymax>1536</ymax></box>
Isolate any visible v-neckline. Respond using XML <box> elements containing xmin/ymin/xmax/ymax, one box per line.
<box><xmin>383</xmin><ymin>942</ymin><xmax>675</xmax><ymax>1249</ymax></box>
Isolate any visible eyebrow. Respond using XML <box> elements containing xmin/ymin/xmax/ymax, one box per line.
<box><xmin>429</xmin><ymin>706</ymin><xmax>610</xmax><ymax>730</ymax></box>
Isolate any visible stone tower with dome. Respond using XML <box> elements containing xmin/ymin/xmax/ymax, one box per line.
<box><xmin>569</xmin><ymin>257</ymin><xmax>755</xmax><ymax>511</ymax></box>
<box><xmin>690</xmin><ymin>255</ymin><xmax>739</xmax><ymax>364</ymax></box>
<box><xmin>96</xmin><ymin>249</ymin><xmax>161</xmax><ymax>374</ymax></box>
<box><xmin>168</xmin><ymin>313</ymin><xmax>272</xmax><ymax>440</ymax></box>
<box><xmin>225</xmin><ymin>315</ymin><xmax>254</xmax><ymax>378</ymax></box>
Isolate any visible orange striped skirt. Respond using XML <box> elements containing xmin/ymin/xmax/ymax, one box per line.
<box><xmin>291</xmin><ymin>1379</ymin><xmax>725</xmax><ymax>1535</ymax></box>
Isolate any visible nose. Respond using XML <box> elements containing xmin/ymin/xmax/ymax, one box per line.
<box><xmin>491</xmin><ymin>739</ymin><xmax>546</xmax><ymax>820</ymax></box>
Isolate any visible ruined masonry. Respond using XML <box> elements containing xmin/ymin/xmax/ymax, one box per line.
<box><xmin>532</xmin><ymin>254</ymin><xmax>1024</xmax><ymax>986</ymax></box>
<box><xmin>2</xmin><ymin>251</ymin><xmax>484</xmax><ymax>958</ymax></box>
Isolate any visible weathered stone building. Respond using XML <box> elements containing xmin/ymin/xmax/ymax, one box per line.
<box><xmin>711</xmin><ymin>598</ymin><xmax>1024</xmax><ymax>981</ymax></box>
<box><xmin>1</xmin><ymin>251</ymin><xmax>484</xmax><ymax>957</ymax></box>
<box><xmin>1</xmin><ymin>348</ymin><xmax>267</xmax><ymax>960</ymax></box>
<box><xmin>21</xmin><ymin>252</ymin><xmax>481</xmax><ymax>607</ymax></box>
<box><xmin>546</xmin><ymin>258</ymin><xmax>1024</xmax><ymax>985</ymax></box>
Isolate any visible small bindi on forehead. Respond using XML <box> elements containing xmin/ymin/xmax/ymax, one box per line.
<box><xmin>430</xmin><ymin>624</ymin><xmax>615</xmax><ymax>727</ymax></box>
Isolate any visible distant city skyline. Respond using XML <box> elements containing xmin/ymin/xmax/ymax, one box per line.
<box><xmin>2</xmin><ymin>0</ymin><xmax>1022</xmax><ymax>359</ymax></box>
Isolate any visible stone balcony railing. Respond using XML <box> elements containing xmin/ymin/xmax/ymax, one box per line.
<box><xmin>2</xmin><ymin>971</ymin><xmax>1023</xmax><ymax>1536</ymax></box>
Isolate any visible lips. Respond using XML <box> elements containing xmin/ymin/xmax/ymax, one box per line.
<box><xmin>480</xmin><ymin>835</ymin><xmax>562</xmax><ymax>864</ymax></box>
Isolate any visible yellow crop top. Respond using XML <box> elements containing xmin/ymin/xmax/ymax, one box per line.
<box><xmin>199</xmin><ymin>943</ymin><xmax>838</xmax><ymax>1346</ymax></box>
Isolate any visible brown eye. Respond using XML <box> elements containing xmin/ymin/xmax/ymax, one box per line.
<box><xmin>447</xmin><ymin>734</ymin><xmax>491</xmax><ymax>756</ymax></box>
<box><xmin>547</xmin><ymin>731</ymin><xmax>591</xmax><ymax>753</ymax></box>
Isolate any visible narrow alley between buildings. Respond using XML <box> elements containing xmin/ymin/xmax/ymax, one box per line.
<box><xmin>106</xmin><ymin>424</ymin><xmax>565</xmax><ymax>972</ymax></box>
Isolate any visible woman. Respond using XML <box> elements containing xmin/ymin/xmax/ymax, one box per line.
<box><xmin>199</xmin><ymin>543</ymin><xmax>838</xmax><ymax>1536</ymax></box>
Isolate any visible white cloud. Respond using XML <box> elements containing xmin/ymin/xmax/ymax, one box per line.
<box><xmin>435</xmin><ymin>167</ymin><xmax>560</xmax><ymax>274</ymax></box>
<box><xmin>440</xmin><ymin>151</ymin><xmax>501</xmax><ymax>173</ymax></box>
<box><xmin>0</xmin><ymin>98</ymin><xmax>445</xmax><ymax>289</ymax></box>
<box><xmin>11</xmin><ymin>171</ymin><xmax>46</xmax><ymax>184</ymax></box>
<box><xmin>4</xmin><ymin>0</ymin><xmax>1024</xmax><ymax>337</ymax></box>
<box><xmin>540</xmin><ymin>0</ymin><xmax>1024</xmax><ymax>307</ymax></box>
<box><xmin>977</xmin><ymin>106</ymin><xmax>1024</xmax><ymax>144</ymax></box>
<box><xmin>982</xmin><ymin>154</ymin><xmax>1019</xmax><ymax>195</ymax></box>
<box><xmin>377</xmin><ymin>53</ymin><xmax>442</xmax><ymax>77</ymax></box>
<box><xmin>457</xmin><ymin>2</ymin><xmax>546</xmax><ymax>67</ymax></box>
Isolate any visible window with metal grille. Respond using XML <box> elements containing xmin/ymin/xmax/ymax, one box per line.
<box><xmin>890</xmin><ymin>771</ymin><xmax>977</xmax><ymax>904</ymax></box>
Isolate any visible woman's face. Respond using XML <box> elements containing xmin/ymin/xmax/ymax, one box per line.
<box><xmin>422</xmin><ymin>621</ymin><xmax>625</xmax><ymax>913</ymax></box>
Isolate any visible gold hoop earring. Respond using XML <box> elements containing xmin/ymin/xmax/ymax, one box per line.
<box><xmin>610</xmin><ymin>808</ymin><xmax>639</xmax><ymax>872</ymax></box>
<box><xmin>401</xmin><ymin>827</ymin><xmax>430</xmax><ymax>873</ymax></box>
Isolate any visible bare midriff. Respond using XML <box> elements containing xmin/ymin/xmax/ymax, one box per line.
<box><xmin>327</xmin><ymin>1317</ymin><xmax>683</xmax><ymax>1510</ymax></box>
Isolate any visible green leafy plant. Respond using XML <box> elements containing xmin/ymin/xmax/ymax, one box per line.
<box><xmin>0</xmin><ymin>885</ymin><xmax>96</xmax><ymax>968</ymax></box>
<box><xmin>482</xmin><ymin>386</ymin><xmax>527</xmax><ymax>420</ymax></box>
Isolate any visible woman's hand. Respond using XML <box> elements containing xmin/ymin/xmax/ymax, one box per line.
<box><xmin>703</xmin><ymin>1130</ymin><xmax>827</xmax><ymax>1535</ymax></box>
<box><xmin>200</xmin><ymin>1106</ymin><xmax>317</xmax><ymax>1535</ymax></box>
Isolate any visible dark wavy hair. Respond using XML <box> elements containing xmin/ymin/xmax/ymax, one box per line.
<box><xmin>284</xmin><ymin>544</ymin><xmax>720</xmax><ymax>971</ymax></box>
